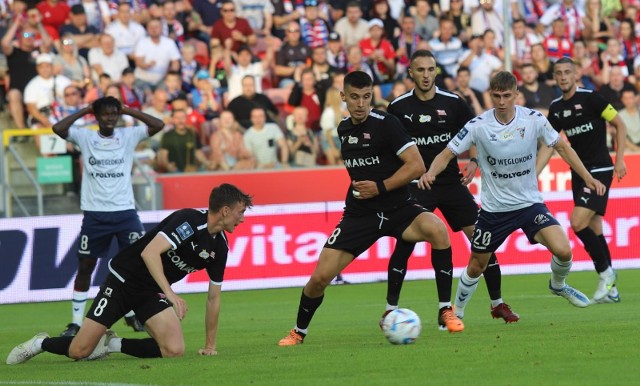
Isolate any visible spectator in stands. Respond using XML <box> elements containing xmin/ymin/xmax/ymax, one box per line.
<box><xmin>287</xmin><ymin>106</ymin><xmax>318</xmax><ymax>167</ymax></box>
<box><xmin>105</xmin><ymin>2</ymin><xmax>146</xmax><ymax>64</ymax></box>
<box><xmin>618</xmin><ymin>88</ymin><xmax>640</xmax><ymax>153</ymax></box>
<box><xmin>170</xmin><ymin>92</ymin><xmax>207</xmax><ymax>141</ymax></box>
<box><xmin>191</xmin><ymin>0</ymin><xmax>221</xmax><ymax>40</ymax></box>
<box><xmin>134</xmin><ymin>18</ymin><xmax>182</xmax><ymax>92</ymax></box>
<box><xmin>508</xmin><ymin>18</ymin><xmax>541</xmax><ymax>68</ymax></box>
<box><xmin>453</xmin><ymin>66</ymin><xmax>485</xmax><ymax>115</ymax></box>
<box><xmin>300</xmin><ymin>0</ymin><xmax>330</xmax><ymax>49</ymax></box>
<box><xmin>224</xmin><ymin>41</ymin><xmax>274</xmax><ymax>102</ymax></box>
<box><xmin>442</xmin><ymin>0</ymin><xmax>472</xmax><ymax>45</ymax></box>
<box><xmin>543</xmin><ymin>18</ymin><xmax>573</xmax><ymax>62</ymax></box>
<box><xmin>119</xmin><ymin>67</ymin><xmax>145</xmax><ymax>110</ymax></box>
<box><xmin>471</xmin><ymin>0</ymin><xmax>504</xmax><ymax>47</ymax></box>
<box><xmin>271</xmin><ymin>0</ymin><xmax>303</xmax><ymax>40</ymax></box>
<box><xmin>143</xmin><ymin>88</ymin><xmax>172</xmax><ymax>124</ymax></box>
<box><xmin>227</xmin><ymin>75</ymin><xmax>279</xmax><ymax>129</ymax></box>
<box><xmin>158</xmin><ymin>71</ymin><xmax>183</xmax><ymax>102</ymax></box>
<box><xmin>160</xmin><ymin>0</ymin><xmax>185</xmax><ymax>44</ymax></box>
<box><xmin>37</xmin><ymin>0</ymin><xmax>70</xmax><ymax>32</ymax></box>
<box><xmin>360</xmin><ymin>18</ymin><xmax>397</xmax><ymax>97</ymax></box>
<box><xmin>1</xmin><ymin>15</ymin><xmax>40</xmax><ymax>130</ymax></box>
<box><xmin>88</xmin><ymin>33</ymin><xmax>129</xmax><ymax>83</ymax></box>
<box><xmin>210</xmin><ymin>0</ymin><xmax>256</xmax><ymax>52</ymax></box>
<box><xmin>428</xmin><ymin>17</ymin><xmax>463</xmax><ymax>77</ymax></box>
<box><xmin>23</xmin><ymin>53</ymin><xmax>71</xmax><ymax>130</ymax></box>
<box><xmin>319</xmin><ymin>87</ymin><xmax>343</xmax><ymax>165</ymax></box>
<box><xmin>333</xmin><ymin>1</ymin><xmax>369</xmax><ymax>47</ymax></box>
<box><xmin>599</xmin><ymin>66</ymin><xmax>636</xmax><ymax>111</ymax></box>
<box><xmin>59</xmin><ymin>4</ymin><xmax>99</xmax><ymax>61</ymax></box>
<box><xmin>53</xmin><ymin>36</ymin><xmax>92</xmax><ymax>90</ymax></box>
<box><xmin>190</xmin><ymin>69</ymin><xmax>221</xmax><ymax>120</ymax></box>
<box><xmin>76</xmin><ymin>0</ymin><xmax>111</xmax><ymax>32</ymax></box>
<box><xmin>345</xmin><ymin>45</ymin><xmax>376</xmax><ymax>84</ymax></box>
<box><xmin>288</xmin><ymin>68</ymin><xmax>323</xmax><ymax>132</ymax></box>
<box><xmin>582</xmin><ymin>0</ymin><xmax>613</xmax><ymax>45</ymax></box>
<box><xmin>619</xmin><ymin>19</ymin><xmax>639</xmax><ymax>68</ymax></box>
<box><xmin>600</xmin><ymin>38</ymin><xmax>633</xmax><ymax>84</ymax></box>
<box><xmin>24</xmin><ymin>6</ymin><xmax>56</xmax><ymax>52</ymax></box>
<box><xmin>370</xmin><ymin>0</ymin><xmax>400</xmax><ymax>40</ymax></box>
<box><xmin>393</xmin><ymin>15</ymin><xmax>421</xmax><ymax>80</ymax></box>
<box><xmin>519</xmin><ymin>63</ymin><xmax>557</xmax><ymax>116</ymax></box>
<box><xmin>84</xmin><ymin>73</ymin><xmax>112</xmax><ymax>104</ymax></box>
<box><xmin>326</xmin><ymin>31</ymin><xmax>347</xmax><ymax>73</ymax></box>
<box><xmin>209</xmin><ymin>110</ymin><xmax>255</xmax><ymax>171</ymax></box>
<box><xmin>158</xmin><ymin>109</ymin><xmax>211</xmax><ymax>172</ymax></box>
<box><xmin>243</xmin><ymin>107</ymin><xmax>289</xmax><ymax>169</ymax></box>
<box><xmin>530</xmin><ymin>43</ymin><xmax>554</xmax><ymax>86</ymax></box>
<box><xmin>459</xmin><ymin>33</ymin><xmax>503</xmax><ymax>93</ymax></box>
<box><xmin>180</xmin><ymin>43</ymin><xmax>201</xmax><ymax>92</ymax></box>
<box><xmin>413</xmin><ymin>0</ymin><xmax>438</xmax><ymax>41</ymax></box>
<box><xmin>235</xmin><ymin>0</ymin><xmax>274</xmax><ymax>36</ymax></box>
<box><xmin>309</xmin><ymin>46</ymin><xmax>341</xmax><ymax>99</ymax></box>
<box><xmin>274</xmin><ymin>20</ymin><xmax>311</xmax><ymax>88</ymax></box>
<box><xmin>539</xmin><ymin>0</ymin><xmax>584</xmax><ymax>42</ymax></box>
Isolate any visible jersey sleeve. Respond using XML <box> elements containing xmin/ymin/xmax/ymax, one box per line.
<box><xmin>537</xmin><ymin>114</ymin><xmax>560</xmax><ymax>147</ymax></box>
<box><xmin>206</xmin><ymin>236</ymin><xmax>229</xmax><ymax>284</ymax></box>
<box><xmin>384</xmin><ymin>113</ymin><xmax>414</xmax><ymax>156</ymax></box>
<box><xmin>157</xmin><ymin>209</ymin><xmax>203</xmax><ymax>250</ymax></box>
<box><xmin>546</xmin><ymin>106</ymin><xmax>561</xmax><ymax>132</ymax></box>
<box><xmin>65</xmin><ymin>126</ymin><xmax>84</xmax><ymax>145</ymax></box>
<box><xmin>589</xmin><ymin>91</ymin><xmax>616</xmax><ymax>121</ymax></box>
<box><xmin>447</xmin><ymin>124</ymin><xmax>472</xmax><ymax>156</ymax></box>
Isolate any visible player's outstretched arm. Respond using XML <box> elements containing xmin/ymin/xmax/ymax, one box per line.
<box><xmin>122</xmin><ymin>105</ymin><xmax>165</xmax><ymax>137</ymax></box>
<box><xmin>52</xmin><ymin>105</ymin><xmax>92</xmax><ymax>139</ymax></box>
<box><xmin>553</xmin><ymin>139</ymin><xmax>606</xmax><ymax>196</ymax></box>
<box><xmin>199</xmin><ymin>282</ymin><xmax>221</xmax><ymax>356</ymax></box>
<box><xmin>420</xmin><ymin>148</ymin><xmax>456</xmax><ymax>190</ymax></box>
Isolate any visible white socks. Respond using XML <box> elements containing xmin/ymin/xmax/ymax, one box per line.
<box><xmin>454</xmin><ymin>269</ymin><xmax>480</xmax><ymax>318</ymax></box>
<box><xmin>385</xmin><ymin>303</ymin><xmax>398</xmax><ymax>312</ymax></box>
<box><xmin>490</xmin><ymin>298</ymin><xmax>503</xmax><ymax>308</ymax></box>
<box><xmin>72</xmin><ymin>291</ymin><xmax>88</xmax><ymax>326</ymax></box>
<box><xmin>125</xmin><ymin>310</ymin><xmax>136</xmax><ymax>318</ymax></box>
<box><xmin>550</xmin><ymin>255</ymin><xmax>572</xmax><ymax>289</ymax></box>
<box><xmin>438</xmin><ymin>302</ymin><xmax>452</xmax><ymax>310</ymax></box>
<box><xmin>108</xmin><ymin>337</ymin><xmax>122</xmax><ymax>353</ymax></box>
<box><xmin>600</xmin><ymin>266</ymin><xmax>614</xmax><ymax>278</ymax></box>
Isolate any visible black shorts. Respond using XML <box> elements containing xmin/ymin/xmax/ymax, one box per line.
<box><xmin>85</xmin><ymin>274</ymin><xmax>172</xmax><ymax>328</ymax></box>
<box><xmin>78</xmin><ymin>210</ymin><xmax>145</xmax><ymax>259</ymax></box>
<box><xmin>472</xmin><ymin>203</ymin><xmax>560</xmax><ymax>253</ymax></box>
<box><xmin>572</xmin><ymin>169</ymin><xmax>613</xmax><ymax>216</ymax></box>
<box><xmin>324</xmin><ymin>202</ymin><xmax>428</xmax><ymax>257</ymax></box>
<box><xmin>409</xmin><ymin>182</ymin><xmax>479</xmax><ymax>232</ymax></box>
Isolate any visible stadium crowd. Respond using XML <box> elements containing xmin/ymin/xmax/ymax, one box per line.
<box><xmin>1</xmin><ymin>0</ymin><xmax>640</xmax><ymax>179</ymax></box>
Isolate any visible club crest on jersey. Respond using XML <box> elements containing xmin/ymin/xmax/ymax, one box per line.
<box><xmin>517</xmin><ymin>127</ymin><xmax>526</xmax><ymax>138</ymax></box>
<box><xmin>176</xmin><ymin>222</ymin><xmax>194</xmax><ymax>240</ymax></box>
<box><xmin>563</xmin><ymin>110</ymin><xmax>571</xmax><ymax>117</ymax></box>
<box><xmin>348</xmin><ymin>136</ymin><xmax>358</xmax><ymax>144</ymax></box>
<box><xmin>419</xmin><ymin>114</ymin><xmax>431</xmax><ymax>123</ymax></box>
<box><xmin>437</xmin><ymin>109</ymin><xmax>447</xmax><ymax>116</ymax></box>
<box><xmin>574</xmin><ymin>104</ymin><xmax>582</xmax><ymax>110</ymax></box>
<box><xmin>363</xmin><ymin>132</ymin><xmax>371</xmax><ymax>140</ymax></box>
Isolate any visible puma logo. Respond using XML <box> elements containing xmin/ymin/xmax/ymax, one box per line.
<box><xmin>440</xmin><ymin>269</ymin><xmax>452</xmax><ymax>276</ymax></box>
<box><xmin>404</xmin><ymin>114</ymin><xmax>413</xmax><ymax>122</ymax></box>
<box><xmin>392</xmin><ymin>268</ymin><xmax>405</xmax><ymax>274</ymax></box>
<box><xmin>580</xmin><ymin>196</ymin><xmax>589</xmax><ymax>204</ymax></box>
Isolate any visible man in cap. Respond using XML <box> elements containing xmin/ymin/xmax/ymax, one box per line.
<box><xmin>300</xmin><ymin>0</ymin><xmax>331</xmax><ymax>49</ymax></box>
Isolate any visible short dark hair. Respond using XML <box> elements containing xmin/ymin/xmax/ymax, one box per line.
<box><xmin>554</xmin><ymin>57</ymin><xmax>575</xmax><ymax>67</ymax></box>
<box><xmin>344</xmin><ymin>71</ymin><xmax>373</xmax><ymax>90</ymax></box>
<box><xmin>209</xmin><ymin>183</ymin><xmax>253</xmax><ymax>212</ymax></box>
<box><xmin>410</xmin><ymin>49</ymin><xmax>436</xmax><ymax>63</ymax></box>
<box><xmin>92</xmin><ymin>96</ymin><xmax>122</xmax><ymax>115</ymax></box>
<box><xmin>489</xmin><ymin>71</ymin><xmax>517</xmax><ymax>92</ymax></box>
<box><xmin>457</xmin><ymin>66</ymin><xmax>470</xmax><ymax>75</ymax></box>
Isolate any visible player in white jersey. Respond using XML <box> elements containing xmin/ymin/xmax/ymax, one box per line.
<box><xmin>52</xmin><ymin>96</ymin><xmax>165</xmax><ymax>337</ymax></box>
<box><xmin>423</xmin><ymin>71</ymin><xmax>607</xmax><ymax>322</ymax></box>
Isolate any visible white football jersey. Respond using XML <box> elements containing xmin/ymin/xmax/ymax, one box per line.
<box><xmin>67</xmin><ymin>126</ymin><xmax>148</xmax><ymax>211</ymax></box>
<box><xmin>447</xmin><ymin>106</ymin><xmax>559</xmax><ymax>212</ymax></box>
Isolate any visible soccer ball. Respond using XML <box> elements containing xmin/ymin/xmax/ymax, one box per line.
<box><xmin>381</xmin><ymin>308</ymin><xmax>422</xmax><ymax>345</ymax></box>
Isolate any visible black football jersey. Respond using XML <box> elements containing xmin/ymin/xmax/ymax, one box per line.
<box><xmin>109</xmin><ymin>209</ymin><xmax>228</xmax><ymax>290</ymax></box>
<box><xmin>547</xmin><ymin>88</ymin><xmax>614</xmax><ymax>169</ymax></box>
<box><xmin>338</xmin><ymin>109</ymin><xmax>416</xmax><ymax>215</ymax></box>
<box><xmin>387</xmin><ymin>87</ymin><xmax>474</xmax><ymax>185</ymax></box>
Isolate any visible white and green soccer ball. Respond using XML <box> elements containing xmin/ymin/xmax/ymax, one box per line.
<box><xmin>381</xmin><ymin>308</ymin><xmax>422</xmax><ymax>345</ymax></box>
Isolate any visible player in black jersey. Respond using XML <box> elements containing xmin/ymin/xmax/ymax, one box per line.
<box><xmin>384</xmin><ymin>50</ymin><xmax>519</xmax><ymax>333</ymax></box>
<box><xmin>278</xmin><ymin>71</ymin><xmax>453</xmax><ymax>346</ymax></box>
<box><xmin>6</xmin><ymin>184</ymin><xmax>253</xmax><ymax>364</ymax></box>
<box><xmin>543</xmin><ymin>57</ymin><xmax>627</xmax><ymax>304</ymax></box>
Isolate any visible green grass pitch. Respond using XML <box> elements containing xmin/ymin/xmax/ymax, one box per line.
<box><xmin>1</xmin><ymin>269</ymin><xmax>638</xmax><ymax>385</ymax></box>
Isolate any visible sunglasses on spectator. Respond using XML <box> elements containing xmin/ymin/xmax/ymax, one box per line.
<box><xmin>22</xmin><ymin>32</ymin><xmax>36</xmax><ymax>39</ymax></box>
<box><xmin>62</xmin><ymin>39</ymin><xmax>74</xmax><ymax>45</ymax></box>
<box><xmin>288</xmin><ymin>29</ymin><xmax>300</xmax><ymax>32</ymax></box>
<box><xmin>221</xmin><ymin>8</ymin><xmax>235</xmax><ymax>12</ymax></box>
